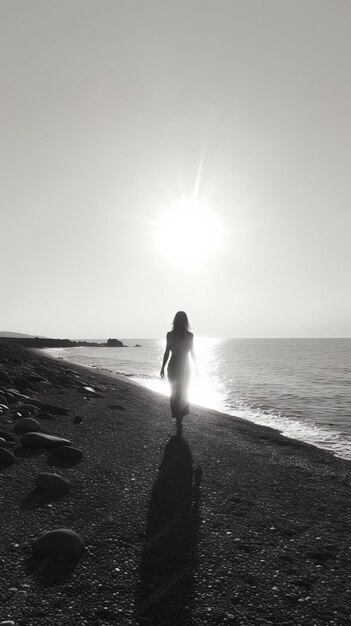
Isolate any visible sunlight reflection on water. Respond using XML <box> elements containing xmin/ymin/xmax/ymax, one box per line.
<box><xmin>134</xmin><ymin>337</ymin><xmax>228</xmax><ymax>411</ymax></box>
<box><xmin>44</xmin><ymin>338</ymin><xmax>351</xmax><ymax>460</ymax></box>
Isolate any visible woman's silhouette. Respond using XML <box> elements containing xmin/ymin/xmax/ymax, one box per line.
<box><xmin>160</xmin><ymin>311</ymin><xmax>197</xmax><ymax>434</ymax></box>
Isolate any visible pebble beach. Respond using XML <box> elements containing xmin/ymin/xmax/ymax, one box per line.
<box><xmin>1</xmin><ymin>340</ymin><xmax>351</xmax><ymax>626</ymax></box>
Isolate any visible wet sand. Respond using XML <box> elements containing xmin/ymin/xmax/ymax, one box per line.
<box><xmin>1</xmin><ymin>340</ymin><xmax>351</xmax><ymax>626</ymax></box>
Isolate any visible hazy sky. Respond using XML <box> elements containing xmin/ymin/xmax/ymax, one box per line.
<box><xmin>1</xmin><ymin>0</ymin><xmax>350</xmax><ymax>338</ymax></box>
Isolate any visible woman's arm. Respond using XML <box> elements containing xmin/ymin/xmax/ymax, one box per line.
<box><xmin>160</xmin><ymin>334</ymin><xmax>171</xmax><ymax>378</ymax></box>
<box><xmin>190</xmin><ymin>335</ymin><xmax>198</xmax><ymax>375</ymax></box>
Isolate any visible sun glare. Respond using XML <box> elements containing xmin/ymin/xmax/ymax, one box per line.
<box><xmin>155</xmin><ymin>196</ymin><xmax>224</xmax><ymax>269</ymax></box>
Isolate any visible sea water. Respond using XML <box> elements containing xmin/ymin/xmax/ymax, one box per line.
<box><xmin>44</xmin><ymin>338</ymin><xmax>351</xmax><ymax>460</ymax></box>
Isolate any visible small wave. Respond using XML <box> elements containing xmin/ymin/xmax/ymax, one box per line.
<box><xmin>130</xmin><ymin>375</ymin><xmax>351</xmax><ymax>461</ymax></box>
<box><xmin>224</xmin><ymin>404</ymin><xmax>351</xmax><ymax>461</ymax></box>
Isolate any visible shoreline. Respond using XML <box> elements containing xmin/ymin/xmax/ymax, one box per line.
<box><xmin>42</xmin><ymin>346</ymin><xmax>351</xmax><ymax>464</ymax></box>
<box><xmin>1</xmin><ymin>341</ymin><xmax>351</xmax><ymax>625</ymax></box>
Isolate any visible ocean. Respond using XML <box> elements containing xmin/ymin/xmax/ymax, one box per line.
<box><xmin>44</xmin><ymin>338</ymin><xmax>351</xmax><ymax>461</ymax></box>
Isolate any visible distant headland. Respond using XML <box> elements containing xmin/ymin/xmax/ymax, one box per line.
<box><xmin>0</xmin><ymin>336</ymin><xmax>125</xmax><ymax>348</ymax></box>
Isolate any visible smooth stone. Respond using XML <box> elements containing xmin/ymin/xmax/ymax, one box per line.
<box><xmin>77</xmin><ymin>386</ymin><xmax>102</xmax><ymax>397</ymax></box>
<box><xmin>0</xmin><ymin>395</ymin><xmax>8</xmax><ymax>406</ymax></box>
<box><xmin>32</xmin><ymin>528</ymin><xmax>84</xmax><ymax>560</ymax></box>
<box><xmin>58</xmin><ymin>374</ymin><xmax>73</xmax><ymax>386</ymax></box>
<box><xmin>14</xmin><ymin>376</ymin><xmax>31</xmax><ymax>390</ymax></box>
<box><xmin>41</xmin><ymin>404</ymin><xmax>69</xmax><ymax>416</ymax></box>
<box><xmin>37</xmin><ymin>412</ymin><xmax>53</xmax><ymax>420</ymax></box>
<box><xmin>0</xmin><ymin>441</ymin><xmax>16</xmax><ymax>449</ymax></box>
<box><xmin>0</xmin><ymin>431</ymin><xmax>16</xmax><ymax>442</ymax></box>
<box><xmin>36</xmin><ymin>380</ymin><xmax>52</xmax><ymax>391</ymax></box>
<box><xmin>0</xmin><ymin>448</ymin><xmax>15</xmax><ymax>469</ymax></box>
<box><xmin>25</xmin><ymin>373</ymin><xmax>46</xmax><ymax>382</ymax></box>
<box><xmin>0</xmin><ymin>370</ymin><xmax>13</xmax><ymax>384</ymax></box>
<box><xmin>7</xmin><ymin>391</ymin><xmax>30</xmax><ymax>403</ymax></box>
<box><xmin>22</xmin><ymin>398</ymin><xmax>43</xmax><ymax>408</ymax></box>
<box><xmin>0</xmin><ymin>621</ymin><xmax>16</xmax><ymax>625</ymax></box>
<box><xmin>14</xmin><ymin>418</ymin><xmax>41</xmax><ymax>434</ymax></box>
<box><xmin>52</xmin><ymin>446</ymin><xmax>83</xmax><ymax>460</ymax></box>
<box><xmin>35</xmin><ymin>472</ymin><xmax>71</xmax><ymax>495</ymax></box>
<box><xmin>6</xmin><ymin>388</ymin><xmax>22</xmax><ymax>395</ymax></box>
<box><xmin>21</xmin><ymin>433</ymin><xmax>71</xmax><ymax>449</ymax></box>
<box><xmin>16</xmin><ymin>404</ymin><xmax>39</xmax><ymax>417</ymax></box>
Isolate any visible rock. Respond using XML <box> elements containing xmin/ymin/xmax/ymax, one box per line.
<box><xmin>3</xmin><ymin>393</ymin><xmax>17</xmax><ymax>405</ymax></box>
<box><xmin>14</xmin><ymin>376</ymin><xmax>31</xmax><ymax>390</ymax></box>
<box><xmin>0</xmin><ymin>438</ymin><xmax>5</xmax><ymax>444</ymax></box>
<box><xmin>0</xmin><ymin>431</ymin><xmax>16</xmax><ymax>442</ymax></box>
<box><xmin>16</xmin><ymin>404</ymin><xmax>39</xmax><ymax>417</ymax></box>
<box><xmin>32</xmin><ymin>528</ymin><xmax>84</xmax><ymax>560</ymax></box>
<box><xmin>52</xmin><ymin>446</ymin><xmax>83</xmax><ymax>460</ymax></box>
<box><xmin>5</xmin><ymin>393</ymin><xmax>23</xmax><ymax>405</ymax></box>
<box><xmin>0</xmin><ymin>621</ymin><xmax>16</xmax><ymax>626</ymax></box>
<box><xmin>0</xmin><ymin>395</ymin><xmax>8</xmax><ymax>406</ymax></box>
<box><xmin>0</xmin><ymin>448</ymin><xmax>15</xmax><ymax>469</ymax></box>
<box><xmin>41</xmin><ymin>404</ymin><xmax>69</xmax><ymax>416</ymax></box>
<box><xmin>58</xmin><ymin>375</ymin><xmax>73</xmax><ymax>386</ymax></box>
<box><xmin>21</xmin><ymin>433</ymin><xmax>71</xmax><ymax>449</ymax></box>
<box><xmin>0</xmin><ymin>404</ymin><xmax>9</xmax><ymax>412</ymax></box>
<box><xmin>135</xmin><ymin>344</ymin><xmax>141</xmax><ymax>347</ymax></box>
<box><xmin>108</xmin><ymin>404</ymin><xmax>126</xmax><ymax>411</ymax></box>
<box><xmin>35</xmin><ymin>472</ymin><xmax>71</xmax><ymax>496</ymax></box>
<box><xmin>23</xmin><ymin>398</ymin><xmax>43</xmax><ymax>408</ymax></box>
<box><xmin>7</xmin><ymin>391</ymin><xmax>30</xmax><ymax>403</ymax></box>
<box><xmin>77</xmin><ymin>386</ymin><xmax>102</xmax><ymax>398</ymax></box>
<box><xmin>0</xmin><ymin>370</ymin><xmax>13</xmax><ymax>385</ymax></box>
<box><xmin>37</xmin><ymin>412</ymin><xmax>53</xmax><ymax>420</ymax></box>
<box><xmin>14</xmin><ymin>418</ymin><xmax>41</xmax><ymax>434</ymax></box>
<box><xmin>106</xmin><ymin>338</ymin><xmax>124</xmax><ymax>347</ymax></box>
<box><xmin>36</xmin><ymin>380</ymin><xmax>52</xmax><ymax>391</ymax></box>
<box><xmin>73</xmin><ymin>415</ymin><xmax>82</xmax><ymax>424</ymax></box>
<box><xmin>25</xmin><ymin>373</ymin><xmax>46</xmax><ymax>383</ymax></box>
<box><xmin>1</xmin><ymin>441</ymin><xmax>16</xmax><ymax>449</ymax></box>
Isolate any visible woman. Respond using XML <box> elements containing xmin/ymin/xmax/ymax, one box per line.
<box><xmin>160</xmin><ymin>311</ymin><xmax>197</xmax><ymax>434</ymax></box>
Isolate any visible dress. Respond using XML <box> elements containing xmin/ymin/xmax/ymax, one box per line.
<box><xmin>167</xmin><ymin>330</ymin><xmax>193</xmax><ymax>418</ymax></box>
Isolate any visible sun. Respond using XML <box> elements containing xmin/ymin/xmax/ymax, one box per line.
<box><xmin>155</xmin><ymin>196</ymin><xmax>224</xmax><ymax>269</ymax></box>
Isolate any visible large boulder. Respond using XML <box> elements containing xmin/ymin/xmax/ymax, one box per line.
<box><xmin>106</xmin><ymin>338</ymin><xmax>124</xmax><ymax>347</ymax></box>
<box><xmin>32</xmin><ymin>528</ymin><xmax>84</xmax><ymax>560</ymax></box>
<box><xmin>0</xmin><ymin>448</ymin><xmax>15</xmax><ymax>469</ymax></box>
<box><xmin>21</xmin><ymin>433</ymin><xmax>71</xmax><ymax>449</ymax></box>
<box><xmin>35</xmin><ymin>472</ymin><xmax>71</xmax><ymax>496</ymax></box>
<box><xmin>15</xmin><ymin>417</ymin><xmax>41</xmax><ymax>434</ymax></box>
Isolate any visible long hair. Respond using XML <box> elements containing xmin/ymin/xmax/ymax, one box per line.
<box><xmin>172</xmin><ymin>311</ymin><xmax>190</xmax><ymax>336</ymax></box>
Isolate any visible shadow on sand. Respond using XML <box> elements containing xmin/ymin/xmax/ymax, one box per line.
<box><xmin>135</xmin><ymin>435</ymin><xmax>201</xmax><ymax>625</ymax></box>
